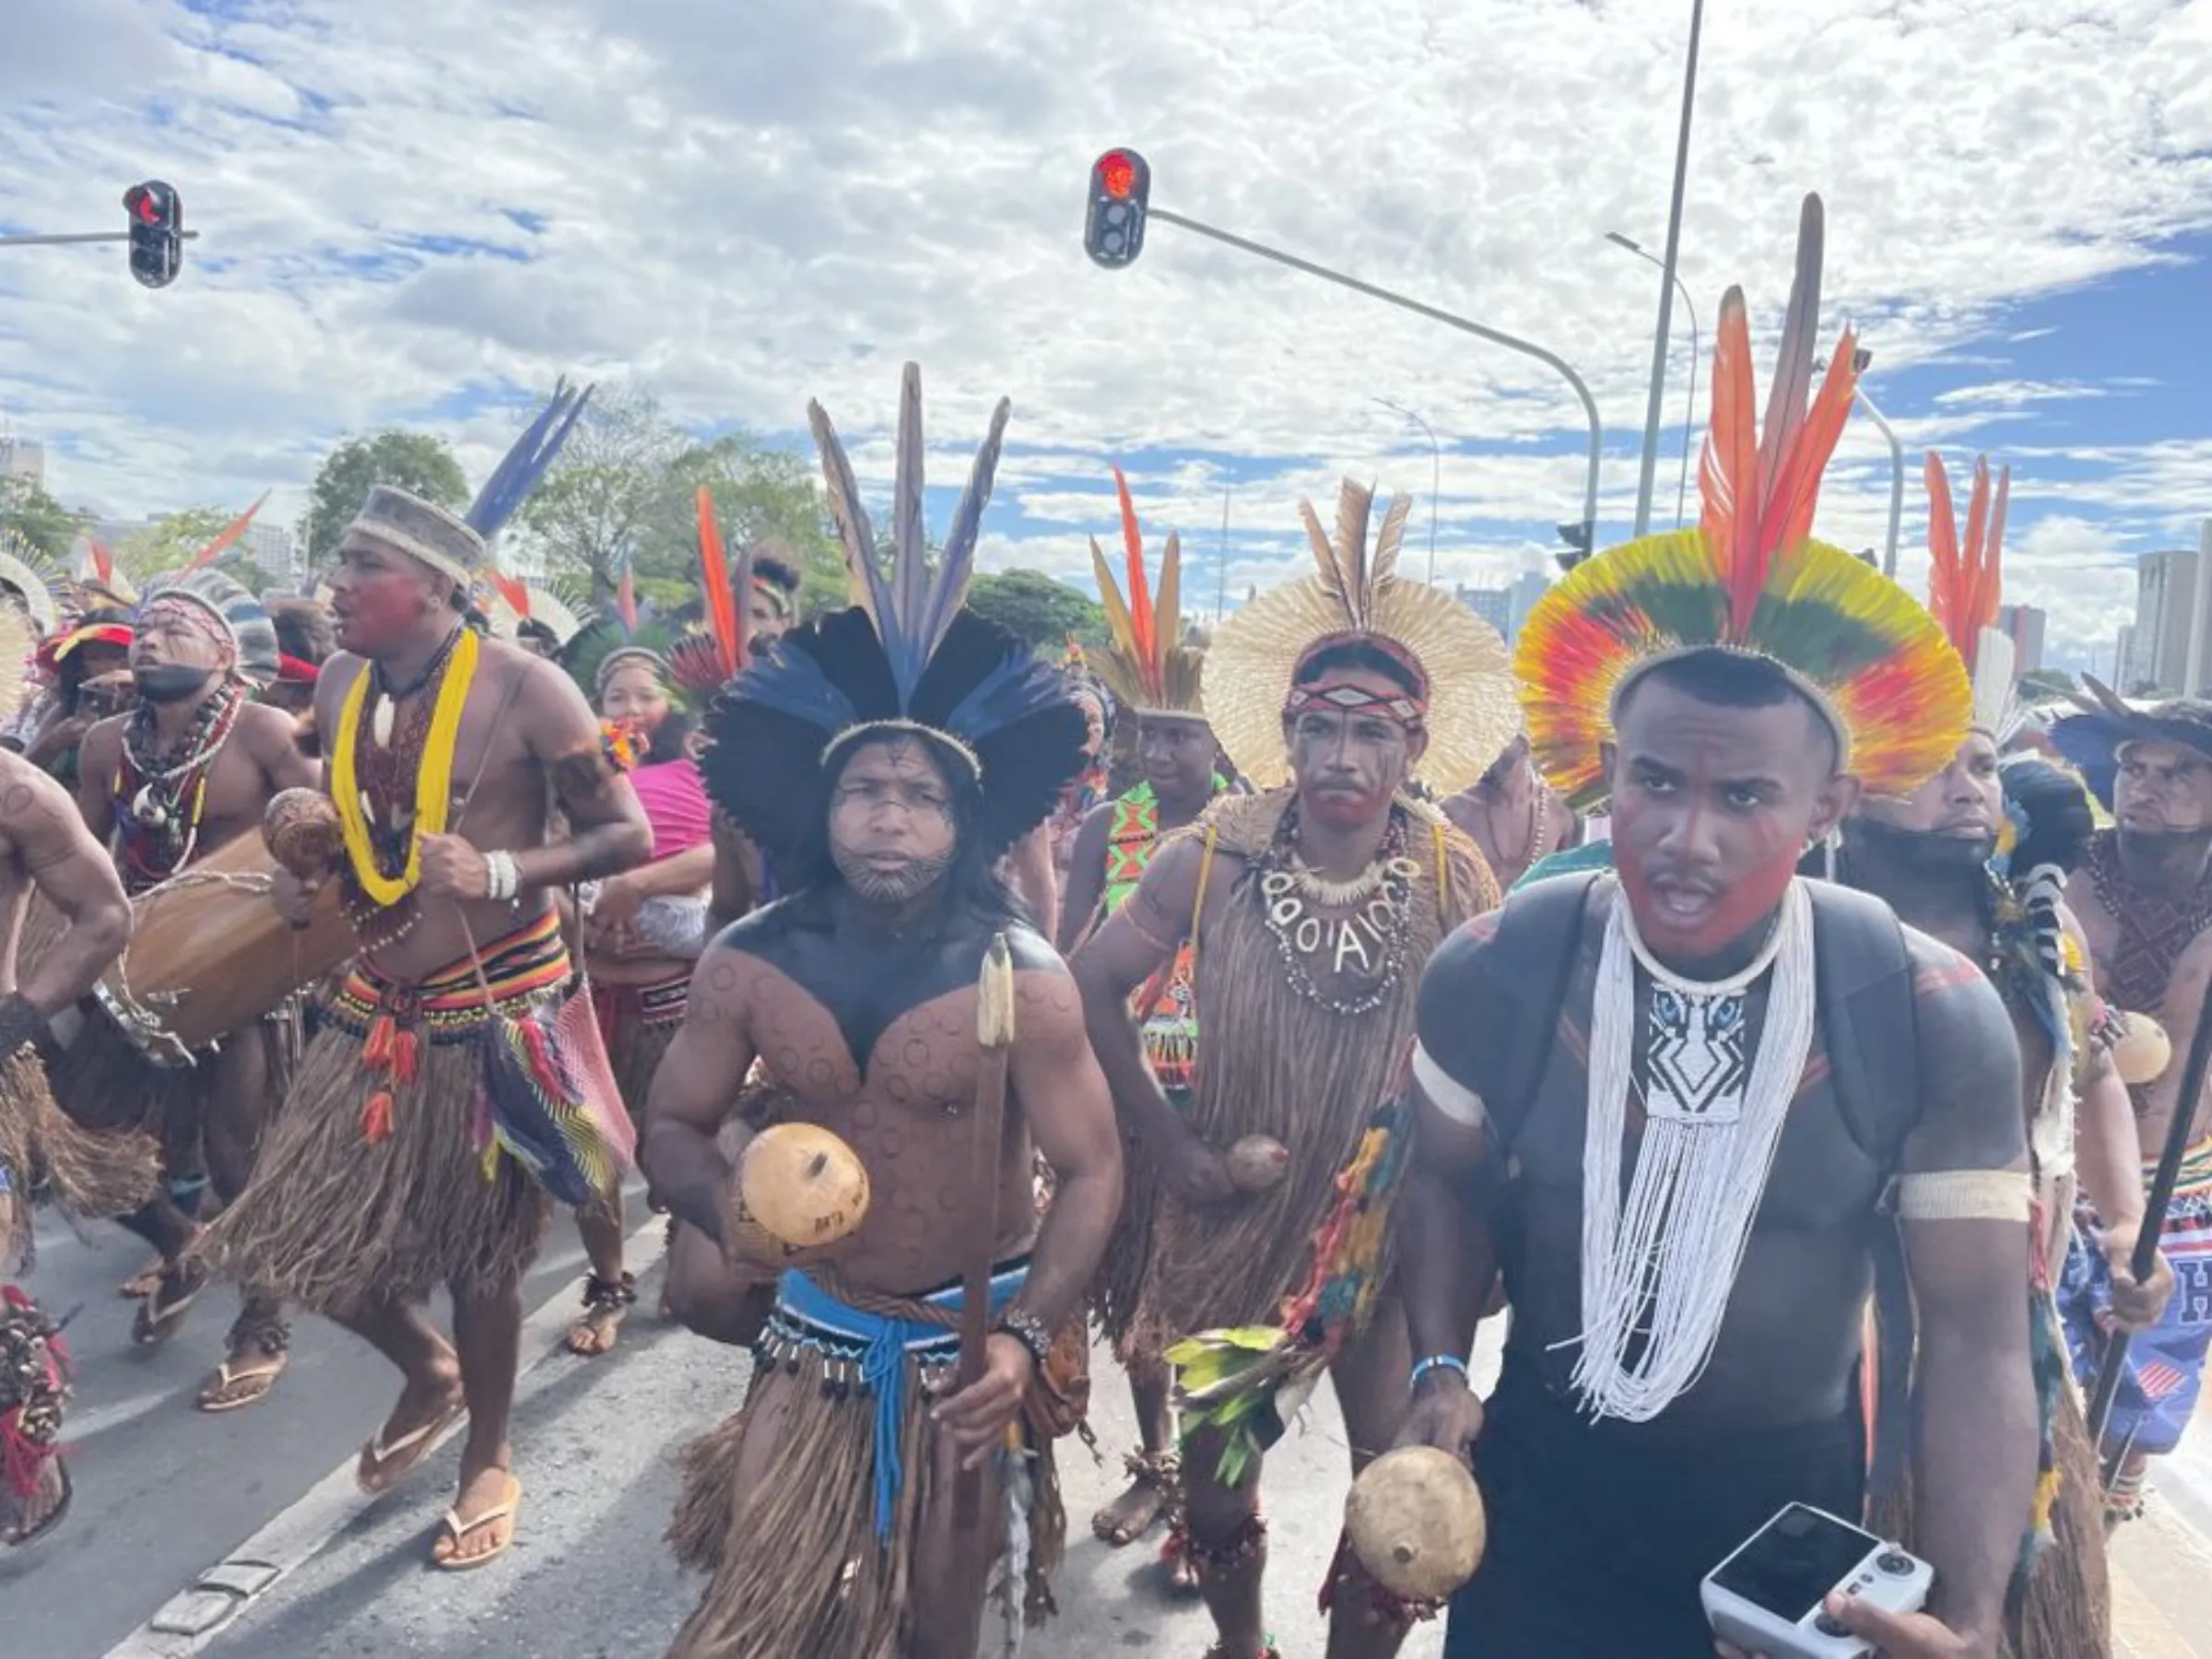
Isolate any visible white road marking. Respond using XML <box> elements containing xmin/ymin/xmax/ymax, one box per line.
<box><xmin>100</xmin><ymin>1216</ymin><xmax>669</xmax><ymax>1659</ymax></box>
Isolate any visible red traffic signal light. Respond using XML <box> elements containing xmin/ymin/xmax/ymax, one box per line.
<box><xmin>1084</xmin><ymin>147</ymin><xmax>1149</xmax><ymax>269</ymax></box>
<box><xmin>123</xmin><ymin>180</ymin><xmax>183</xmax><ymax>289</ymax></box>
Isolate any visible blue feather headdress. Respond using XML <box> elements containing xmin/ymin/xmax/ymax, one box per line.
<box><xmin>467</xmin><ymin>378</ymin><xmax>594</xmax><ymax>543</ymax></box>
<box><xmin>702</xmin><ymin>363</ymin><xmax>1086</xmax><ymax>874</ymax></box>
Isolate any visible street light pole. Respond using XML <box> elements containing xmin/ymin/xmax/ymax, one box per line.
<box><xmin>1217</xmin><ymin>485</ymin><xmax>1231</xmax><ymax>621</ymax></box>
<box><xmin>1606</xmin><ymin>232</ymin><xmax>1700</xmax><ymax>530</ymax></box>
<box><xmin>0</xmin><ymin>229</ymin><xmax>201</xmax><ymax>249</ymax></box>
<box><xmin>1817</xmin><ymin>349</ymin><xmax>1904</xmax><ymax>580</ymax></box>
<box><xmin>1632</xmin><ymin>0</ymin><xmax>1707</xmax><ymax>538</ymax></box>
<box><xmin>1372</xmin><ymin>397</ymin><xmax>1441</xmax><ymax>582</ymax></box>
<box><xmin>1145</xmin><ymin>204</ymin><xmax>1605</xmax><ymax>560</ymax></box>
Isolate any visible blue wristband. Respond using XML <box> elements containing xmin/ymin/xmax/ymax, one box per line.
<box><xmin>1409</xmin><ymin>1353</ymin><xmax>1470</xmax><ymax>1391</ymax></box>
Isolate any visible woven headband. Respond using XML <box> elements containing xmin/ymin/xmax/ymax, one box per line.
<box><xmin>137</xmin><ymin>592</ymin><xmax>240</xmax><ymax>665</ymax></box>
<box><xmin>1286</xmin><ymin>631</ymin><xmax>1431</xmax><ymax>725</ymax></box>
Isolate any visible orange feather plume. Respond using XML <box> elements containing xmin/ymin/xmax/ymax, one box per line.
<box><xmin>1113</xmin><ymin>466</ymin><xmax>1157</xmax><ymax>675</ymax></box>
<box><xmin>186</xmin><ymin>492</ymin><xmax>270</xmax><ymax>570</ymax></box>
<box><xmin>696</xmin><ymin>488</ymin><xmax>742</xmax><ymax>679</ymax></box>
<box><xmin>1923</xmin><ymin>451</ymin><xmax>2007</xmax><ymax>674</ymax></box>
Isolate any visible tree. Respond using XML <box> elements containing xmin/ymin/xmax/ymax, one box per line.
<box><xmin>0</xmin><ymin>477</ymin><xmax>87</xmax><ymax>562</ymax></box>
<box><xmin>2018</xmin><ymin>667</ymin><xmax>2078</xmax><ymax>703</ymax></box>
<box><xmin>647</xmin><ymin>434</ymin><xmax>838</xmax><ymax>614</ymax></box>
<box><xmin>516</xmin><ymin>385</ymin><xmax>687</xmax><ymax>602</ymax></box>
<box><xmin>112</xmin><ymin>506</ymin><xmax>237</xmax><ymax>578</ymax></box>
<box><xmin>301</xmin><ymin>430</ymin><xmax>467</xmax><ymax>578</ymax></box>
<box><xmin>963</xmin><ymin>569</ymin><xmax>1105</xmax><ymax>653</ymax></box>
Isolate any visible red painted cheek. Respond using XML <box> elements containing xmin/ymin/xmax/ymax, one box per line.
<box><xmin>344</xmin><ymin>580</ymin><xmax>424</xmax><ymax>647</ymax></box>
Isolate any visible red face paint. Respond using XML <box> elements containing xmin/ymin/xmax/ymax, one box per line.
<box><xmin>335</xmin><ymin>571</ymin><xmax>429</xmax><ymax>655</ymax></box>
<box><xmin>1616</xmin><ymin>822</ymin><xmax>1802</xmax><ymax>961</ymax></box>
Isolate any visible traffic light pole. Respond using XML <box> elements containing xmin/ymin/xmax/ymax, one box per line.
<box><xmin>1146</xmin><ymin>205</ymin><xmax>1603</xmax><ymax>559</ymax></box>
<box><xmin>0</xmin><ymin>229</ymin><xmax>201</xmax><ymax>248</ymax></box>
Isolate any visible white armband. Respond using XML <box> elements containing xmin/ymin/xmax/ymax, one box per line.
<box><xmin>1411</xmin><ymin>1041</ymin><xmax>1488</xmax><ymax>1129</ymax></box>
<box><xmin>1895</xmin><ymin>1169</ymin><xmax>2031</xmax><ymax>1223</ymax></box>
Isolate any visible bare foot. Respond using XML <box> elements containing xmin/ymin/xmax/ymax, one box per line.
<box><xmin>430</xmin><ymin>1464</ymin><xmax>522</xmax><ymax>1570</ymax></box>
<box><xmin>563</xmin><ymin>1272</ymin><xmax>635</xmax><ymax>1359</ymax></box>
<box><xmin>2</xmin><ymin>1454</ymin><xmax>71</xmax><ymax>1547</ymax></box>
<box><xmin>1092</xmin><ymin>1475</ymin><xmax>1168</xmax><ymax>1547</ymax></box>
<box><xmin>357</xmin><ymin>1360</ymin><xmax>465</xmax><ymax>1496</ymax></box>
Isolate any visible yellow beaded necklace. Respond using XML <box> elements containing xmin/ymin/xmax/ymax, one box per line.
<box><xmin>332</xmin><ymin>627</ymin><xmax>481</xmax><ymax>908</ymax></box>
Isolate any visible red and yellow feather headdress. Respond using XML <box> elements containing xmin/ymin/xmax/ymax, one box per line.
<box><xmin>1924</xmin><ymin>451</ymin><xmax>2015</xmax><ymax>734</ymax></box>
<box><xmin>1517</xmin><ymin>194</ymin><xmax>1970</xmax><ymax>810</ymax></box>
<box><xmin>1088</xmin><ymin>466</ymin><xmax>1206</xmax><ymax>720</ymax></box>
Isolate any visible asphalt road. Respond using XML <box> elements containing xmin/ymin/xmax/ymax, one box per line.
<box><xmin>4</xmin><ymin>1195</ymin><xmax>2208</xmax><ymax>1659</ymax></box>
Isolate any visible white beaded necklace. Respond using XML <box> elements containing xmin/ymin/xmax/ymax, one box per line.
<box><xmin>1565</xmin><ymin>877</ymin><xmax>1816</xmax><ymax>1423</ymax></box>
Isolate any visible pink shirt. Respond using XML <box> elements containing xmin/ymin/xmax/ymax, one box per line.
<box><xmin>631</xmin><ymin>759</ymin><xmax>712</xmax><ymax>862</ymax></box>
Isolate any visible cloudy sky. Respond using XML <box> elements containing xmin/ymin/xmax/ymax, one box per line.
<box><xmin>3</xmin><ymin>0</ymin><xmax>2209</xmax><ymax>670</ymax></box>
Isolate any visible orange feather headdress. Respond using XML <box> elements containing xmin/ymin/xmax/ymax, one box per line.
<box><xmin>1088</xmin><ymin>466</ymin><xmax>1206</xmax><ymax>720</ymax></box>
<box><xmin>1516</xmin><ymin>194</ymin><xmax>1970</xmax><ymax>810</ymax></box>
<box><xmin>1924</xmin><ymin>451</ymin><xmax>2015</xmax><ymax>734</ymax></box>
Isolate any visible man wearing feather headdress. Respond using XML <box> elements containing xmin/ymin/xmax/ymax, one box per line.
<box><xmin>0</xmin><ymin>617</ymin><xmax>146</xmax><ymax>1549</ymax></box>
<box><xmin>203</xmin><ymin>382</ymin><xmax>655</xmax><ymax>1572</ymax></box>
<box><xmin>1052</xmin><ymin>469</ymin><xmax>1225</xmax><ymax>1580</ymax></box>
<box><xmin>2046</xmin><ymin>687</ymin><xmax>2212</xmax><ymax>1528</ymax></box>
<box><xmin>1396</xmin><ymin>199</ymin><xmax>2038</xmax><ymax>1659</ymax></box>
<box><xmin>1074</xmin><ymin>476</ymin><xmax>1508</xmax><ymax>1658</ymax></box>
<box><xmin>643</xmin><ymin>366</ymin><xmax>1121</xmax><ymax>1659</ymax></box>
<box><xmin>1818</xmin><ymin>453</ymin><xmax>2173</xmax><ymax>1654</ymax></box>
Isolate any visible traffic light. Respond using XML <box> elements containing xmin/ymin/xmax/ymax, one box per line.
<box><xmin>1555</xmin><ymin>520</ymin><xmax>1593</xmax><ymax>571</ymax></box>
<box><xmin>1084</xmin><ymin>148</ymin><xmax>1149</xmax><ymax>269</ymax></box>
<box><xmin>123</xmin><ymin>180</ymin><xmax>182</xmax><ymax>289</ymax></box>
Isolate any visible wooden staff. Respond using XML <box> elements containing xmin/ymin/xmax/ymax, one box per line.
<box><xmin>2087</xmin><ymin>987</ymin><xmax>2212</xmax><ymax>1476</ymax></box>
<box><xmin>953</xmin><ymin>933</ymin><xmax>1016</xmax><ymax>1530</ymax></box>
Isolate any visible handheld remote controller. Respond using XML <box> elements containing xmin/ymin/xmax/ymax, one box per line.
<box><xmin>1700</xmin><ymin>1502</ymin><xmax>1934</xmax><ymax>1659</ymax></box>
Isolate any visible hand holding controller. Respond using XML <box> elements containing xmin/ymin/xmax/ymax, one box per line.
<box><xmin>1702</xmin><ymin>1504</ymin><xmax>1938</xmax><ymax>1659</ymax></box>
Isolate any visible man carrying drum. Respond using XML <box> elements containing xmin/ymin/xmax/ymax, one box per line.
<box><xmin>65</xmin><ymin>568</ymin><xmax>316</xmax><ymax>1406</ymax></box>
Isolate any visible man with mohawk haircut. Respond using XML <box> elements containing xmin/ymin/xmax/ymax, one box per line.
<box><xmin>1054</xmin><ymin>469</ymin><xmax>1225</xmax><ymax>1581</ymax></box>
<box><xmin>1395</xmin><ymin>197</ymin><xmax>2037</xmax><ymax>1659</ymax></box>
<box><xmin>645</xmin><ymin>366</ymin><xmax>1121</xmax><ymax>1659</ymax></box>
<box><xmin>1076</xmin><ymin>477</ymin><xmax>1510</xmax><ymax>1658</ymax></box>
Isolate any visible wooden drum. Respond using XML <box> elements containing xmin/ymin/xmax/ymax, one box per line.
<box><xmin>93</xmin><ymin>832</ymin><xmax>357</xmax><ymax>1065</ymax></box>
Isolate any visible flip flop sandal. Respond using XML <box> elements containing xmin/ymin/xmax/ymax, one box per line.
<box><xmin>430</xmin><ymin>1475</ymin><xmax>522</xmax><ymax>1571</ymax></box>
<box><xmin>117</xmin><ymin>1260</ymin><xmax>162</xmax><ymax>1299</ymax></box>
<box><xmin>3</xmin><ymin>1459</ymin><xmax>73</xmax><ymax>1548</ymax></box>
<box><xmin>196</xmin><ymin>1354</ymin><xmax>289</xmax><ymax>1413</ymax></box>
<box><xmin>358</xmin><ymin>1394</ymin><xmax>467</xmax><ymax>1496</ymax></box>
<box><xmin>131</xmin><ymin>1270</ymin><xmax>203</xmax><ymax>1347</ymax></box>
<box><xmin>564</xmin><ymin>1272</ymin><xmax>638</xmax><ymax>1358</ymax></box>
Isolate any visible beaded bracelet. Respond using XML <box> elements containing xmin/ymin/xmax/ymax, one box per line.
<box><xmin>1408</xmin><ymin>1353</ymin><xmax>1470</xmax><ymax>1392</ymax></box>
<box><xmin>994</xmin><ymin>1307</ymin><xmax>1054</xmax><ymax>1372</ymax></box>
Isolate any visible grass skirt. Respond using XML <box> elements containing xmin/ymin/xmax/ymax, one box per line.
<box><xmin>199</xmin><ymin>1017</ymin><xmax>544</xmax><ymax>1312</ymax></box>
<box><xmin>0</xmin><ymin>1047</ymin><xmax>159</xmax><ymax>1268</ymax></box>
<box><xmin>47</xmin><ymin>1011</ymin><xmax>210</xmax><ymax>1176</ymax></box>
<box><xmin>667</xmin><ymin>1284</ymin><xmax>1064</xmax><ymax>1658</ymax></box>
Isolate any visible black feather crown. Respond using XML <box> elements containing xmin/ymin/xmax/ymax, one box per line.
<box><xmin>701</xmin><ymin>364</ymin><xmax>1087</xmax><ymax>875</ymax></box>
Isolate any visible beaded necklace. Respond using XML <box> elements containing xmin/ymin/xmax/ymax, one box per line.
<box><xmin>333</xmin><ymin>626</ymin><xmax>479</xmax><ymax>949</ymax></box>
<box><xmin>111</xmin><ymin>680</ymin><xmax>246</xmax><ymax>893</ymax></box>
<box><xmin>1253</xmin><ymin>801</ymin><xmax>1417</xmax><ymax>1017</ymax></box>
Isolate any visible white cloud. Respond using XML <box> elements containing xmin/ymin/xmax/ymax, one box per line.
<box><xmin>0</xmin><ymin>0</ymin><xmax>2204</xmax><ymax>666</ymax></box>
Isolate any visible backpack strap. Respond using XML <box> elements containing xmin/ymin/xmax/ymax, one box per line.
<box><xmin>1480</xmin><ymin>872</ymin><xmax>1600</xmax><ymax>1155</ymax></box>
<box><xmin>1803</xmin><ymin>879</ymin><xmax>1922</xmax><ymax>1507</ymax></box>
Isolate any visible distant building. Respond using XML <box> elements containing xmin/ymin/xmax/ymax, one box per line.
<box><xmin>2131</xmin><ymin>547</ymin><xmax>2197</xmax><ymax>696</ymax></box>
<box><xmin>239</xmin><ymin>520</ymin><xmax>298</xmax><ymax>586</ymax></box>
<box><xmin>0</xmin><ymin>433</ymin><xmax>43</xmax><ymax>487</ymax></box>
<box><xmin>1459</xmin><ymin>585</ymin><xmax>1512</xmax><ymax>639</ymax></box>
<box><xmin>1454</xmin><ymin>569</ymin><xmax>1552</xmax><ymax>646</ymax></box>
<box><xmin>2115</xmin><ymin>623</ymin><xmax>2138</xmax><ymax>694</ymax></box>
<box><xmin>1996</xmin><ymin>604</ymin><xmax>2045</xmax><ymax>675</ymax></box>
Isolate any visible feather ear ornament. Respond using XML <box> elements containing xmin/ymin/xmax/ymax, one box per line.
<box><xmin>1087</xmin><ymin>465</ymin><xmax>1206</xmax><ymax>720</ymax></box>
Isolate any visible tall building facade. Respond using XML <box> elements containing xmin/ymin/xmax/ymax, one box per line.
<box><xmin>1996</xmin><ymin>604</ymin><xmax>2046</xmax><ymax>675</ymax></box>
<box><xmin>0</xmin><ymin>434</ymin><xmax>44</xmax><ymax>487</ymax></box>
<box><xmin>1454</xmin><ymin>569</ymin><xmax>1553</xmax><ymax>646</ymax></box>
<box><xmin>2132</xmin><ymin>547</ymin><xmax>2197</xmax><ymax>696</ymax></box>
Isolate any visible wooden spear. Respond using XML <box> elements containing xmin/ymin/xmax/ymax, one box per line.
<box><xmin>2087</xmin><ymin>988</ymin><xmax>2212</xmax><ymax>1477</ymax></box>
